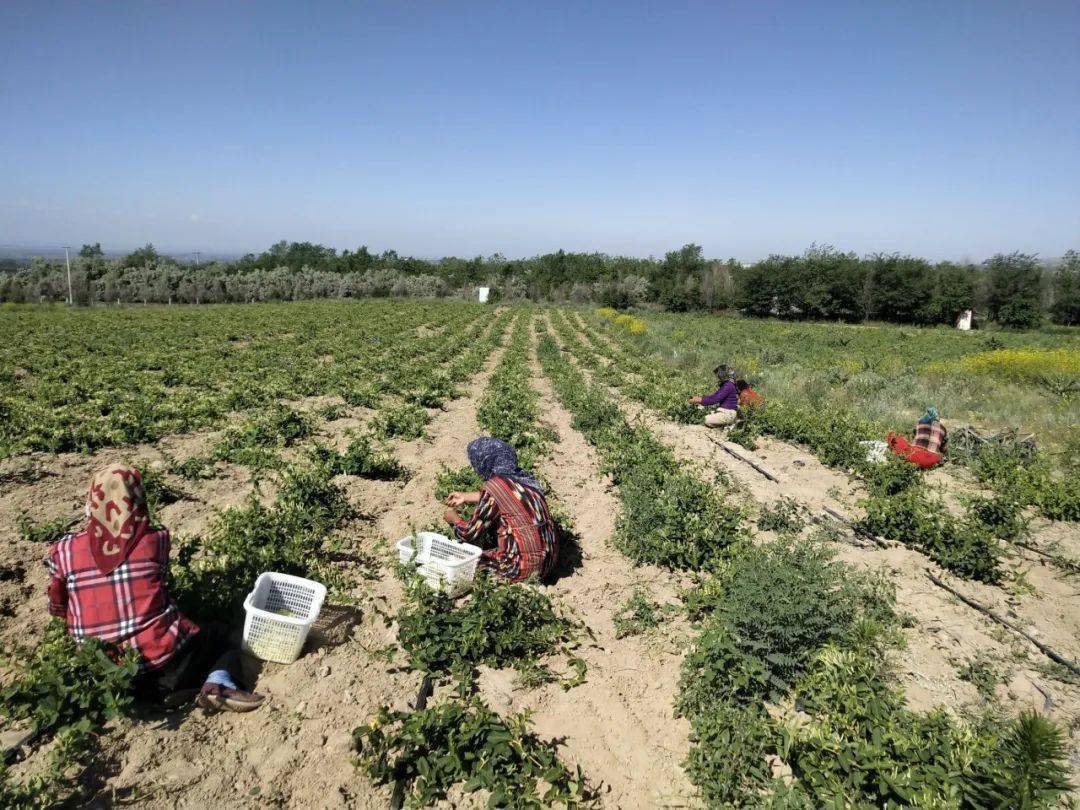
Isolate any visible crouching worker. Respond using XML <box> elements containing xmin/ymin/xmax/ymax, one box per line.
<box><xmin>889</xmin><ymin>407</ymin><xmax>948</xmax><ymax>469</ymax></box>
<box><xmin>442</xmin><ymin>437</ymin><xmax>558</xmax><ymax>583</ymax></box>
<box><xmin>689</xmin><ymin>364</ymin><xmax>739</xmax><ymax>427</ymax></box>
<box><xmin>45</xmin><ymin>464</ymin><xmax>264</xmax><ymax>712</ymax></box>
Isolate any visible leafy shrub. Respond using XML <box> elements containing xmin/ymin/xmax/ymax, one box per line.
<box><xmin>616</xmin><ymin>468</ymin><xmax>744</xmax><ymax>571</ymax></box>
<box><xmin>374</xmin><ymin>403</ymin><xmax>428</xmax><ymax>440</ymax></box>
<box><xmin>354</xmin><ymin>698</ymin><xmax>590</xmax><ymax>809</ymax></box>
<box><xmin>0</xmin><ymin>621</ymin><xmax>138</xmax><ymax>806</ymax></box>
<box><xmin>860</xmin><ymin>456</ymin><xmax>923</xmax><ymax>497</ymax></box>
<box><xmin>613</xmin><ymin>590</ymin><xmax>662</xmax><ymax>638</ymax></box>
<box><xmin>394</xmin><ymin>571</ymin><xmax>581</xmax><ymax>684</ymax></box>
<box><xmin>781</xmin><ymin>648</ymin><xmax>1073</xmax><ymax>808</ymax></box>
<box><xmin>170</xmin><ymin>454</ymin><xmax>216</xmax><ymax>480</ymax></box>
<box><xmin>173</xmin><ymin>463</ymin><xmax>353</xmax><ymax>620</ymax></box>
<box><xmin>858</xmin><ymin>489</ymin><xmax>1004</xmax><ymax>582</ymax></box>
<box><xmin>16</xmin><ymin>512</ymin><xmax>71</xmax><ymax>544</ymax></box>
<box><xmin>213</xmin><ymin>404</ymin><xmax>313</xmax><ymax>468</ymax></box>
<box><xmin>683</xmin><ymin>702</ymin><xmax>776</xmax><ymax>807</ymax></box>
<box><xmin>139</xmin><ymin>467</ymin><xmax>188</xmax><ymax>520</ymax></box>
<box><xmin>755</xmin><ymin>498</ymin><xmax>806</xmax><ymax>536</ymax></box>
<box><xmin>678</xmin><ymin>541</ymin><xmax>895</xmax><ymax>715</ymax></box>
<box><xmin>966</xmin><ymin>493</ymin><xmax>1030</xmax><ymax>542</ymax></box>
<box><xmin>957</xmin><ymin>653</ymin><xmax>1003</xmax><ymax>701</ymax></box>
<box><xmin>309</xmin><ymin>436</ymin><xmax>407</xmax><ymax>480</ymax></box>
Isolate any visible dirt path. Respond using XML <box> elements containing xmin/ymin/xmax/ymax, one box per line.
<box><xmin>549</xmin><ymin>314</ymin><xmax>1080</xmax><ymax>779</ymax></box>
<box><xmin>469</xmin><ymin>318</ymin><xmax>696</xmax><ymax>807</ymax></box>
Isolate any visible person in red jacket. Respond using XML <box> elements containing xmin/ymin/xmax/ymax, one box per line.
<box><xmin>735</xmin><ymin>379</ymin><xmax>764</xmax><ymax>410</ymax></box>
<box><xmin>888</xmin><ymin>408</ymin><xmax>948</xmax><ymax>469</ymax></box>
<box><xmin>45</xmin><ymin>464</ymin><xmax>263</xmax><ymax>712</ymax></box>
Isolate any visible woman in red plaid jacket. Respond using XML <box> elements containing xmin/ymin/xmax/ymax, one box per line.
<box><xmin>45</xmin><ymin>464</ymin><xmax>263</xmax><ymax>712</ymax></box>
<box><xmin>888</xmin><ymin>407</ymin><xmax>948</xmax><ymax>469</ymax></box>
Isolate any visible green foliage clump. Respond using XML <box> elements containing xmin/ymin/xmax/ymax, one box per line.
<box><xmin>755</xmin><ymin>498</ymin><xmax>806</xmax><ymax>536</ymax></box>
<box><xmin>683</xmin><ymin>701</ymin><xmax>776</xmax><ymax>807</ymax></box>
<box><xmin>678</xmin><ymin>541</ymin><xmax>894</xmax><ymax>716</ymax></box>
<box><xmin>374</xmin><ymin>403</ymin><xmax>429</xmax><ymax>440</ymax></box>
<box><xmin>0</xmin><ymin>621</ymin><xmax>138</xmax><ymax>806</ymax></box>
<box><xmin>857</xmin><ymin>489</ymin><xmax>1004</xmax><ymax>582</ymax></box>
<box><xmin>172</xmin><ymin>462</ymin><xmax>353</xmax><ymax>621</ymax></box>
<box><xmin>964</xmin><ymin>442</ymin><xmax>1079</xmax><ymax>523</ymax></box>
<box><xmin>309</xmin><ymin>436</ymin><xmax>407</xmax><ymax>480</ymax></box>
<box><xmin>170</xmin><ymin>454</ymin><xmax>216</xmax><ymax>480</ymax></box>
<box><xmin>476</xmin><ymin>314</ymin><xmax>556</xmax><ymax>468</ymax></box>
<box><xmin>393</xmin><ymin>571</ymin><xmax>581</xmax><ymax>685</ymax></box>
<box><xmin>139</xmin><ymin>467</ymin><xmax>188</xmax><ymax>520</ymax></box>
<box><xmin>781</xmin><ymin>648</ymin><xmax>1073</xmax><ymax>808</ymax></box>
<box><xmin>613</xmin><ymin>590</ymin><xmax>662</xmax><ymax>639</ymax></box>
<box><xmin>16</xmin><ymin>512</ymin><xmax>72</xmax><ymax>545</ymax></box>
<box><xmin>214</xmin><ymin>404</ymin><xmax>313</xmax><ymax>469</ymax></box>
<box><xmin>957</xmin><ymin>653</ymin><xmax>1004</xmax><ymax>702</ymax></box>
<box><xmin>354</xmin><ymin>698</ymin><xmax>590</xmax><ymax>809</ymax></box>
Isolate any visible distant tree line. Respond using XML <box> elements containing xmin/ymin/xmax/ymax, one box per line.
<box><xmin>1</xmin><ymin>239</ymin><xmax>1078</xmax><ymax>329</ymax></box>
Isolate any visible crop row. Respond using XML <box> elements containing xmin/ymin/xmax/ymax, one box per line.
<box><xmin>564</xmin><ymin>310</ymin><xmax>1072</xmax><ymax>582</ymax></box>
<box><xmin>538</xmin><ymin>314</ymin><xmax>1073</xmax><ymax>806</ymax></box>
<box><xmin>354</xmin><ymin>311</ymin><xmax>591</xmax><ymax>807</ymax></box>
<box><xmin>1</xmin><ymin>305</ymin><xmax>512</xmax><ymax>805</ymax></box>
<box><xmin>0</xmin><ymin>300</ymin><xmax>492</xmax><ymax>458</ymax></box>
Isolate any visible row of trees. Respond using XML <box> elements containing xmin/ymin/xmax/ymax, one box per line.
<box><xmin>2</xmin><ymin>241</ymin><xmax>1078</xmax><ymax>328</ymax></box>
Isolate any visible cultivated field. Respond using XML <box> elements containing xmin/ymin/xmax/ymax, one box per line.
<box><xmin>1</xmin><ymin>300</ymin><xmax>1078</xmax><ymax>807</ymax></box>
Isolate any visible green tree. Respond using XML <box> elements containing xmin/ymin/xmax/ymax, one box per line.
<box><xmin>866</xmin><ymin>254</ymin><xmax>934</xmax><ymax>323</ymax></box>
<box><xmin>985</xmin><ymin>252</ymin><xmax>1042</xmax><ymax>328</ymax></box>
<box><xmin>1050</xmin><ymin>250</ymin><xmax>1080</xmax><ymax>326</ymax></box>
<box><xmin>121</xmin><ymin>243</ymin><xmax>161</xmax><ymax>269</ymax></box>
<box><xmin>917</xmin><ymin>261</ymin><xmax>976</xmax><ymax>325</ymax></box>
<box><xmin>78</xmin><ymin>242</ymin><xmax>103</xmax><ymax>258</ymax></box>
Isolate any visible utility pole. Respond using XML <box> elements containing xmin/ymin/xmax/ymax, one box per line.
<box><xmin>193</xmin><ymin>250</ymin><xmax>201</xmax><ymax>267</ymax></box>
<box><xmin>63</xmin><ymin>246</ymin><xmax>73</xmax><ymax>305</ymax></box>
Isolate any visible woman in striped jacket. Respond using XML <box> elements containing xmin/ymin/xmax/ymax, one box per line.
<box><xmin>443</xmin><ymin>437</ymin><xmax>559</xmax><ymax>583</ymax></box>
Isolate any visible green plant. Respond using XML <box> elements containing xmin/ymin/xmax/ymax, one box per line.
<box><xmin>957</xmin><ymin>653</ymin><xmax>1003</xmax><ymax>702</ymax></box>
<box><xmin>393</xmin><ymin>570</ymin><xmax>582</xmax><ymax>685</ymax></box>
<box><xmin>139</xmin><ymin>467</ymin><xmax>189</xmax><ymax>520</ymax></box>
<box><xmin>374</xmin><ymin>403</ymin><xmax>429</xmax><ymax>440</ymax></box>
<box><xmin>170</xmin><ymin>454</ymin><xmax>216</xmax><ymax>480</ymax></box>
<box><xmin>0</xmin><ymin>621</ymin><xmax>139</xmax><ymax>806</ymax></box>
<box><xmin>683</xmin><ymin>702</ymin><xmax>776</xmax><ymax>807</ymax></box>
<box><xmin>354</xmin><ymin>698</ymin><xmax>591</xmax><ymax>809</ymax></box>
<box><xmin>309</xmin><ymin>436</ymin><xmax>407</xmax><ymax>480</ymax></box>
<box><xmin>780</xmin><ymin>647</ymin><xmax>1073</xmax><ymax>808</ymax></box>
<box><xmin>172</xmin><ymin>462</ymin><xmax>354</xmax><ymax>621</ymax></box>
<box><xmin>857</xmin><ymin>489</ymin><xmax>1004</xmax><ymax>583</ymax></box>
<box><xmin>16</xmin><ymin>512</ymin><xmax>72</xmax><ymax>544</ymax></box>
<box><xmin>755</xmin><ymin>498</ymin><xmax>807</xmax><ymax>536</ymax></box>
<box><xmin>677</xmin><ymin>541</ymin><xmax>896</xmax><ymax>715</ymax></box>
<box><xmin>613</xmin><ymin>590</ymin><xmax>662</xmax><ymax>639</ymax></box>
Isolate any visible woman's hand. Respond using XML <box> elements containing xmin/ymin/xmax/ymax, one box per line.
<box><xmin>442</xmin><ymin>506</ymin><xmax>460</xmax><ymax>525</ymax></box>
<box><xmin>444</xmin><ymin>491</ymin><xmax>480</xmax><ymax>507</ymax></box>
<box><xmin>689</xmin><ymin>396</ymin><xmax>703</xmax><ymax>405</ymax></box>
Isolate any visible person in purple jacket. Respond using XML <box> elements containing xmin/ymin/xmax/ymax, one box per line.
<box><xmin>689</xmin><ymin>364</ymin><xmax>739</xmax><ymax>427</ymax></box>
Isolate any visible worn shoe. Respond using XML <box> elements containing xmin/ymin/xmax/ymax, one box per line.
<box><xmin>197</xmin><ymin>683</ymin><xmax>265</xmax><ymax>713</ymax></box>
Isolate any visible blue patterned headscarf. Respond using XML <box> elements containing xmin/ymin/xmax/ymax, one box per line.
<box><xmin>467</xmin><ymin>437</ymin><xmax>544</xmax><ymax>493</ymax></box>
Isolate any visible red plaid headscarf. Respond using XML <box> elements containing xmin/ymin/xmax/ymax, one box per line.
<box><xmin>86</xmin><ymin>464</ymin><xmax>151</xmax><ymax>575</ymax></box>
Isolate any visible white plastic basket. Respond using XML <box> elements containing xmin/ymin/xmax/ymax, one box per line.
<box><xmin>396</xmin><ymin>531</ymin><xmax>482</xmax><ymax>596</ymax></box>
<box><xmin>242</xmin><ymin>572</ymin><xmax>326</xmax><ymax>664</ymax></box>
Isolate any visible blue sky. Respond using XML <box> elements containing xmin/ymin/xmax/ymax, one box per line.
<box><xmin>1</xmin><ymin>1</ymin><xmax>1078</xmax><ymax>260</ymax></box>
